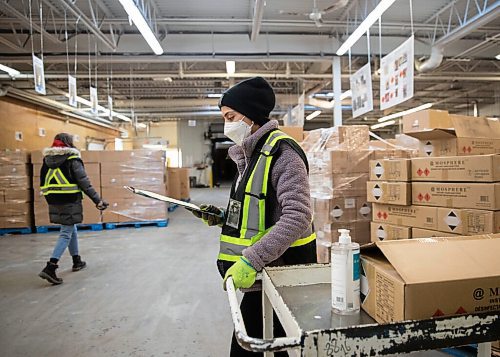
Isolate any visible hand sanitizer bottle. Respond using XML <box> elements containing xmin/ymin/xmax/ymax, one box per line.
<box><xmin>331</xmin><ymin>229</ymin><xmax>360</xmax><ymax>314</ymax></box>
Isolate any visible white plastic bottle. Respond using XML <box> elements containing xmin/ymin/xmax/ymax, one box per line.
<box><xmin>331</xmin><ymin>229</ymin><xmax>360</xmax><ymax>314</ymax></box>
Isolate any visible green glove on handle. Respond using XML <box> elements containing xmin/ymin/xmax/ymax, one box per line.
<box><xmin>192</xmin><ymin>204</ymin><xmax>225</xmax><ymax>226</ymax></box>
<box><xmin>223</xmin><ymin>257</ymin><xmax>257</xmax><ymax>290</ymax></box>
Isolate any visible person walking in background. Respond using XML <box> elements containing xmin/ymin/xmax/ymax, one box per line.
<box><xmin>193</xmin><ymin>77</ymin><xmax>316</xmax><ymax>356</ymax></box>
<box><xmin>38</xmin><ymin>133</ymin><xmax>108</xmax><ymax>285</ymax></box>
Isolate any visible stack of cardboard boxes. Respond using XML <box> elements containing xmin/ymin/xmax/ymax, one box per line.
<box><xmin>368</xmin><ymin>158</ymin><xmax>412</xmax><ymax>241</ymax></box>
<box><xmin>100</xmin><ymin>150</ymin><xmax>168</xmax><ymax>224</ymax></box>
<box><xmin>0</xmin><ymin>151</ymin><xmax>32</xmax><ymax>229</ymax></box>
<box><xmin>371</xmin><ymin>110</ymin><xmax>500</xmax><ymax>240</ymax></box>
<box><xmin>302</xmin><ymin>125</ymin><xmax>414</xmax><ymax>262</ymax></box>
<box><xmin>31</xmin><ymin>150</ymin><xmax>168</xmax><ymax>226</ymax></box>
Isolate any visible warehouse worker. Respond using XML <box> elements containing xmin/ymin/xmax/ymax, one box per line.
<box><xmin>193</xmin><ymin>77</ymin><xmax>316</xmax><ymax>356</ymax></box>
<box><xmin>38</xmin><ymin>133</ymin><xmax>108</xmax><ymax>285</ymax></box>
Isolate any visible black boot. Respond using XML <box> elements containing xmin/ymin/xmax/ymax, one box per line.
<box><xmin>39</xmin><ymin>262</ymin><xmax>63</xmax><ymax>285</ymax></box>
<box><xmin>72</xmin><ymin>255</ymin><xmax>87</xmax><ymax>272</ymax></box>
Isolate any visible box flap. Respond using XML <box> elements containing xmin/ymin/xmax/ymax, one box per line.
<box><xmin>406</xmin><ymin>129</ymin><xmax>456</xmax><ymax>140</ymax></box>
<box><xmin>376</xmin><ymin>234</ymin><xmax>500</xmax><ymax>284</ymax></box>
<box><xmin>451</xmin><ymin>115</ymin><xmax>500</xmax><ymax>138</ymax></box>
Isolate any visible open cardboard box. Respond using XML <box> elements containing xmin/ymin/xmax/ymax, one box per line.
<box><xmin>405</xmin><ymin>115</ymin><xmax>500</xmax><ymax>157</ymax></box>
<box><xmin>361</xmin><ymin>233</ymin><xmax>500</xmax><ymax>324</ymax></box>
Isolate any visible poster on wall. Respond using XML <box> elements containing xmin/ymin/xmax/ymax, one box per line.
<box><xmin>380</xmin><ymin>35</ymin><xmax>414</xmax><ymax>110</ymax></box>
<box><xmin>68</xmin><ymin>75</ymin><xmax>77</xmax><ymax>107</ymax></box>
<box><xmin>90</xmin><ymin>86</ymin><xmax>98</xmax><ymax>115</ymax></box>
<box><xmin>350</xmin><ymin>62</ymin><xmax>373</xmax><ymax>118</ymax></box>
<box><xmin>32</xmin><ymin>54</ymin><xmax>46</xmax><ymax>95</ymax></box>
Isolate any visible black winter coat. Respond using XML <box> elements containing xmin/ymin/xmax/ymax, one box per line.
<box><xmin>40</xmin><ymin>147</ymin><xmax>101</xmax><ymax>225</ymax></box>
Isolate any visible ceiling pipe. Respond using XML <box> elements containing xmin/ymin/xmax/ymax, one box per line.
<box><xmin>415</xmin><ymin>46</ymin><xmax>444</xmax><ymax>73</ymax></box>
<box><xmin>250</xmin><ymin>0</ymin><xmax>265</xmax><ymax>42</ymax></box>
<box><xmin>416</xmin><ymin>2</ymin><xmax>500</xmax><ymax>72</ymax></box>
<box><xmin>2</xmin><ymin>72</ymin><xmax>499</xmax><ymax>81</ymax></box>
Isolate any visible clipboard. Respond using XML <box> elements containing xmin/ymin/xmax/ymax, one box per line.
<box><xmin>124</xmin><ymin>186</ymin><xmax>221</xmax><ymax>217</ymax></box>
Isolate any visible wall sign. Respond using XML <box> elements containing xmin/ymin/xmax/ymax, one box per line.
<box><xmin>350</xmin><ymin>62</ymin><xmax>374</xmax><ymax>118</ymax></box>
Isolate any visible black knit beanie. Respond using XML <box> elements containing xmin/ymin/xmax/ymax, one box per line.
<box><xmin>219</xmin><ymin>77</ymin><xmax>275</xmax><ymax>126</ymax></box>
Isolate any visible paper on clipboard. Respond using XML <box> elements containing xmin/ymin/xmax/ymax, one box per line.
<box><xmin>124</xmin><ymin>186</ymin><xmax>220</xmax><ymax>216</ymax></box>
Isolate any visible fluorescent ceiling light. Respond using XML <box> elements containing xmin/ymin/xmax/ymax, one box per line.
<box><xmin>0</xmin><ymin>64</ymin><xmax>20</xmax><ymax>77</ymax></box>
<box><xmin>496</xmin><ymin>54</ymin><xmax>500</xmax><ymax>60</ymax></box>
<box><xmin>371</xmin><ymin>119</ymin><xmax>396</xmax><ymax>130</ymax></box>
<box><xmin>306</xmin><ymin>110</ymin><xmax>322</xmax><ymax>120</ymax></box>
<box><xmin>118</xmin><ymin>0</ymin><xmax>163</xmax><ymax>55</ymax></box>
<box><xmin>142</xmin><ymin>144</ymin><xmax>165</xmax><ymax>149</ymax></box>
<box><xmin>226</xmin><ymin>61</ymin><xmax>236</xmax><ymax>75</ymax></box>
<box><xmin>341</xmin><ymin>90</ymin><xmax>352</xmax><ymax>100</ymax></box>
<box><xmin>207</xmin><ymin>93</ymin><xmax>223</xmax><ymax>98</ymax></box>
<box><xmin>336</xmin><ymin>0</ymin><xmax>396</xmax><ymax>56</ymax></box>
<box><xmin>378</xmin><ymin>103</ymin><xmax>433</xmax><ymax>123</ymax></box>
<box><xmin>314</xmin><ymin>90</ymin><xmax>352</xmax><ymax>100</ymax></box>
<box><xmin>308</xmin><ymin>90</ymin><xmax>352</xmax><ymax>109</ymax></box>
<box><xmin>135</xmin><ymin>122</ymin><xmax>147</xmax><ymax>129</ymax></box>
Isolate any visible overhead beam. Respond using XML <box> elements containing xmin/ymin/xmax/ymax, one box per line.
<box><xmin>54</xmin><ymin>0</ymin><xmax>116</xmax><ymax>51</ymax></box>
<box><xmin>0</xmin><ymin>1</ymin><xmax>60</xmax><ymax>43</ymax></box>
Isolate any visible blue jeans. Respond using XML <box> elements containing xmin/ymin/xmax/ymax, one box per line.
<box><xmin>51</xmin><ymin>225</ymin><xmax>79</xmax><ymax>260</ymax></box>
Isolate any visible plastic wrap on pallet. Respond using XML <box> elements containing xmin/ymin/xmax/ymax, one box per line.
<box><xmin>102</xmin><ymin>196</ymin><xmax>168</xmax><ymax>224</ymax></box>
<box><xmin>0</xmin><ymin>202</ymin><xmax>32</xmax><ymax>228</ymax></box>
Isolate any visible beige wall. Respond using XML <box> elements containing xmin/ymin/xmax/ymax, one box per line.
<box><xmin>0</xmin><ymin>97</ymin><xmax>121</xmax><ymax>151</ymax></box>
<box><xmin>137</xmin><ymin>122</ymin><xmax>178</xmax><ymax>147</ymax></box>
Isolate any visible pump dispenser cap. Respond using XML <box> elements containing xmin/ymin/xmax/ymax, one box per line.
<box><xmin>338</xmin><ymin>229</ymin><xmax>351</xmax><ymax>244</ymax></box>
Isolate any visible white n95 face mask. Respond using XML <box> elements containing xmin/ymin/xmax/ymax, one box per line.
<box><xmin>224</xmin><ymin>118</ymin><xmax>253</xmax><ymax>146</ymax></box>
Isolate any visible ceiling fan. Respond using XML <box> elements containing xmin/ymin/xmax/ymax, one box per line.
<box><xmin>279</xmin><ymin>0</ymin><xmax>349</xmax><ymax>27</ymax></box>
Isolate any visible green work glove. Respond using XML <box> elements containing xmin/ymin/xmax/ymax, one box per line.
<box><xmin>223</xmin><ymin>257</ymin><xmax>257</xmax><ymax>290</ymax></box>
<box><xmin>191</xmin><ymin>204</ymin><xmax>225</xmax><ymax>226</ymax></box>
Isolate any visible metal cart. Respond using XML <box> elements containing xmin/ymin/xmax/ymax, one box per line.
<box><xmin>226</xmin><ymin>264</ymin><xmax>499</xmax><ymax>356</ymax></box>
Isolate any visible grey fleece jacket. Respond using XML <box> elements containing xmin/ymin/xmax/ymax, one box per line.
<box><xmin>228</xmin><ymin>120</ymin><xmax>312</xmax><ymax>271</ymax></box>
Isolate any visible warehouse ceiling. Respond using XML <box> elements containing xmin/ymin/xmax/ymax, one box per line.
<box><xmin>0</xmin><ymin>0</ymin><xmax>499</xmax><ymax>129</ymax></box>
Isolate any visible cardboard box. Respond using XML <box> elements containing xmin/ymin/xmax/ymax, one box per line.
<box><xmin>371</xmin><ymin>148</ymin><xmax>412</xmax><ymax>160</ymax></box>
<box><xmin>411</xmin><ymin>228</ymin><xmax>460</xmax><ymax>238</ymax></box>
<box><xmin>279</xmin><ymin>126</ymin><xmax>304</xmax><ymax>142</ymax></box>
<box><xmin>0</xmin><ymin>176</ymin><xmax>32</xmax><ymax>190</ymax></box>
<box><xmin>370</xmin><ymin>222</ymin><xmax>412</xmax><ymax>242</ymax></box>
<box><xmin>367</xmin><ymin>181</ymin><xmax>411</xmax><ymax>206</ymax></box>
<box><xmin>100</xmin><ymin>162</ymin><xmax>165</xmax><ymax>176</ymax></box>
<box><xmin>372</xmin><ymin>203</ymin><xmax>438</xmax><ymax>230</ymax></box>
<box><xmin>369</xmin><ymin>159</ymin><xmax>411</xmax><ymax>181</ymax></box>
<box><xmin>402</xmin><ymin>109</ymin><xmax>451</xmax><ymax>134</ymax></box>
<box><xmin>0</xmin><ymin>214</ymin><xmax>32</xmax><ymax>228</ymax></box>
<box><xmin>99</xmin><ymin>150</ymin><xmax>165</xmax><ymax>163</ymax></box>
<box><xmin>0</xmin><ymin>164</ymin><xmax>30</xmax><ymax>177</ymax></box>
<box><xmin>0</xmin><ymin>150</ymin><xmax>30</xmax><ymax>164</ymax></box>
<box><xmin>82</xmin><ymin>199</ymin><xmax>102</xmax><ymax>224</ymax></box>
<box><xmin>408</xmin><ymin>115</ymin><xmax>500</xmax><ymax>157</ymax></box>
<box><xmin>411</xmin><ymin>154</ymin><xmax>500</xmax><ymax>182</ymax></box>
<box><xmin>328</xmin><ymin>221</ymin><xmax>370</xmax><ymax>245</ymax></box>
<box><xmin>0</xmin><ymin>189</ymin><xmax>31</xmax><ymax>203</ymax></box>
<box><xmin>361</xmin><ymin>234</ymin><xmax>500</xmax><ymax>323</ymax></box>
<box><xmin>80</xmin><ymin>151</ymin><xmax>101</xmax><ymax>163</ymax></box>
<box><xmin>329</xmin><ymin>196</ymin><xmax>364</xmax><ymax>223</ymax></box>
<box><xmin>437</xmin><ymin>207</ymin><xmax>497</xmax><ymax>235</ymax></box>
<box><xmin>101</xmin><ymin>186</ymin><xmax>165</xmax><ymax>200</ymax></box>
<box><xmin>167</xmin><ymin>168</ymin><xmax>189</xmax><ymax>199</ymax></box>
<box><xmin>0</xmin><ymin>203</ymin><xmax>31</xmax><ymax>216</ymax></box>
<box><xmin>412</xmin><ymin>182</ymin><xmax>500</xmax><ymax>210</ymax></box>
<box><xmin>328</xmin><ymin>150</ymin><xmax>372</xmax><ymax>174</ymax></box>
<box><xmin>31</xmin><ymin>151</ymin><xmax>44</xmax><ymax>164</ymax></box>
<box><xmin>332</xmin><ymin>173</ymin><xmax>368</xmax><ymax>196</ymax></box>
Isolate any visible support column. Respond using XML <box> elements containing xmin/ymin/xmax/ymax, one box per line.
<box><xmin>332</xmin><ymin>56</ymin><xmax>342</xmax><ymax>127</ymax></box>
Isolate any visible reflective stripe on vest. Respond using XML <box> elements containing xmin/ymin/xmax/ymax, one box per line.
<box><xmin>40</xmin><ymin>157</ymin><xmax>82</xmax><ymax>195</ymax></box>
<box><xmin>218</xmin><ymin>130</ymin><xmax>316</xmax><ymax>262</ymax></box>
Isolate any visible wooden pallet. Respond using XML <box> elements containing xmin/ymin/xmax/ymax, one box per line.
<box><xmin>104</xmin><ymin>219</ymin><xmax>169</xmax><ymax>230</ymax></box>
<box><xmin>0</xmin><ymin>227</ymin><xmax>32</xmax><ymax>236</ymax></box>
<box><xmin>35</xmin><ymin>223</ymin><xmax>103</xmax><ymax>233</ymax></box>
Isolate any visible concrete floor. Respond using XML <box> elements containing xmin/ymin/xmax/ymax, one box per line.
<box><xmin>1</xmin><ymin>187</ymin><xmax>450</xmax><ymax>357</ymax></box>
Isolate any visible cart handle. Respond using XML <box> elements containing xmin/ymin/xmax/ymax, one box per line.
<box><xmin>225</xmin><ymin>276</ymin><xmax>302</xmax><ymax>353</ymax></box>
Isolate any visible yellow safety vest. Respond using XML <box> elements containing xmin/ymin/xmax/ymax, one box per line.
<box><xmin>40</xmin><ymin>155</ymin><xmax>82</xmax><ymax>196</ymax></box>
<box><xmin>218</xmin><ymin>130</ymin><xmax>316</xmax><ymax>262</ymax></box>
